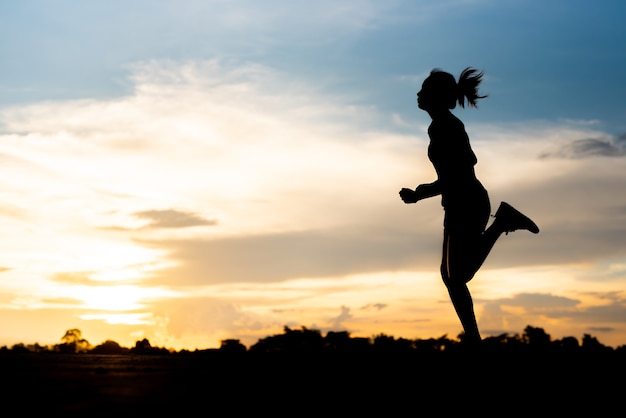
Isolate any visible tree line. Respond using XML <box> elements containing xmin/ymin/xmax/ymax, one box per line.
<box><xmin>2</xmin><ymin>324</ymin><xmax>625</xmax><ymax>357</ymax></box>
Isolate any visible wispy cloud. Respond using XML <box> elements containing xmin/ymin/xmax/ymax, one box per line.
<box><xmin>538</xmin><ymin>134</ymin><xmax>626</xmax><ymax>159</ymax></box>
<box><xmin>142</xmin><ymin>227</ymin><xmax>431</xmax><ymax>285</ymax></box>
<box><xmin>497</xmin><ymin>292</ymin><xmax>581</xmax><ymax>311</ymax></box>
<box><xmin>133</xmin><ymin>209</ymin><xmax>217</xmax><ymax>229</ymax></box>
<box><xmin>361</xmin><ymin>303</ymin><xmax>388</xmax><ymax>311</ymax></box>
<box><xmin>479</xmin><ymin>289</ymin><xmax>626</xmax><ymax>343</ymax></box>
<box><xmin>329</xmin><ymin>306</ymin><xmax>353</xmax><ymax>330</ymax></box>
<box><xmin>51</xmin><ymin>272</ymin><xmax>101</xmax><ymax>286</ymax></box>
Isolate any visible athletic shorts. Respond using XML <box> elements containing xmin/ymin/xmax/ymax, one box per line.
<box><xmin>442</xmin><ymin>182</ymin><xmax>491</xmax><ymax>234</ymax></box>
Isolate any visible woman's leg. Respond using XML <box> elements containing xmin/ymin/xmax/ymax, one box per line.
<box><xmin>441</xmin><ymin>232</ymin><xmax>482</xmax><ymax>344</ymax></box>
<box><xmin>440</xmin><ymin>200</ymin><xmax>538</xmax><ymax>343</ymax></box>
<box><xmin>459</xmin><ymin>201</ymin><xmax>540</xmax><ymax>280</ymax></box>
<box><xmin>460</xmin><ymin>222</ymin><xmax>504</xmax><ymax>282</ymax></box>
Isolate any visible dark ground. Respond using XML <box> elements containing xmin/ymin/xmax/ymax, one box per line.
<box><xmin>1</xmin><ymin>350</ymin><xmax>623</xmax><ymax>415</ymax></box>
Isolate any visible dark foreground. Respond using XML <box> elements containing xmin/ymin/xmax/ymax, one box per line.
<box><xmin>1</xmin><ymin>350</ymin><xmax>623</xmax><ymax>415</ymax></box>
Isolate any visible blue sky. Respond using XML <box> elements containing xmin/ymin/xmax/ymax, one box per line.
<box><xmin>1</xmin><ymin>1</ymin><xmax>626</xmax><ymax>349</ymax></box>
<box><xmin>3</xmin><ymin>1</ymin><xmax>626</xmax><ymax>131</ymax></box>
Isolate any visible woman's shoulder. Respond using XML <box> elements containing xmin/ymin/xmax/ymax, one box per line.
<box><xmin>447</xmin><ymin>113</ymin><xmax>465</xmax><ymax>128</ymax></box>
<box><xmin>429</xmin><ymin>114</ymin><xmax>465</xmax><ymax>136</ymax></box>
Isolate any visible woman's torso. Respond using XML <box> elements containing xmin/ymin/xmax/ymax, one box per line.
<box><xmin>427</xmin><ymin>115</ymin><xmax>486</xmax><ymax>209</ymax></box>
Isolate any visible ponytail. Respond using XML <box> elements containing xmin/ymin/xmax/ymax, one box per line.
<box><xmin>457</xmin><ymin>67</ymin><xmax>487</xmax><ymax>108</ymax></box>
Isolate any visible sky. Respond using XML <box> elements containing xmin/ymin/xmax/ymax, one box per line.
<box><xmin>1</xmin><ymin>0</ymin><xmax>626</xmax><ymax>350</ymax></box>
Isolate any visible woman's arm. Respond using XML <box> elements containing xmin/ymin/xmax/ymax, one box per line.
<box><xmin>399</xmin><ymin>180</ymin><xmax>441</xmax><ymax>204</ymax></box>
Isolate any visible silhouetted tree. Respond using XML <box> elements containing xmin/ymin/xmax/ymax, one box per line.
<box><xmin>372</xmin><ymin>333</ymin><xmax>394</xmax><ymax>351</ymax></box>
<box><xmin>581</xmin><ymin>334</ymin><xmax>612</xmax><ymax>354</ymax></box>
<box><xmin>28</xmin><ymin>343</ymin><xmax>50</xmax><ymax>353</ymax></box>
<box><xmin>134</xmin><ymin>338</ymin><xmax>152</xmax><ymax>352</ymax></box>
<box><xmin>132</xmin><ymin>338</ymin><xmax>153</xmax><ymax>354</ymax></box>
<box><xmin>249</xmin><ymin>326</ymin><xmax>324</xmax><ymax>354</ymax></box>
<box><xmin>552</xmin><ymin>336</ymin><xmax>580</xmax><ymax>353</ymax></box>
<box><xmin>323</xmin><ymin>331</ymin><xmax>371</xmax><ymax>353</ymax></box>
<box><xmin>91</xmin><ymin>340</ymin><xmax>128</xmax><ymax>355</ymax></box>
<box><xmin>130</xmin><ymin>338</ymin><xmax>169</xmax><ymax>355</ymax></box>
<box><xmin>480</xmin><ymin>333</ymin><xmax>527</xmax><ymax>355</ymax></box>
<box><xmin>10</xmin><ymin>343</ymin><xmax>30</xmax><ymax>353</ymax></box>
<box><xmin>414</xmin><ymin>335</ymin><xmax>457</xmax><ymax>353</ymax></box>
<box><xmin>220</xmin><ymin>339</ymin><xmax>247</xmax><ymax>353</ymax></box>
<box><xmin>522</xmin><ymin>325</ymin><xmax>551</xmax><ymax>350</ymax></box>
<box><xmin>55</xmin><ymin>328</ymin><xmax>91</xmax><ymax>353</ymax></box>
<box><xmin>8</xmin><ymin>342</ymin><xmax>51</xmax><ymax>353</ymax></box>
<box><xmin>373</xmin><ymin>334</ymin><xmax>414</xmax><ymax>354</ymax></box>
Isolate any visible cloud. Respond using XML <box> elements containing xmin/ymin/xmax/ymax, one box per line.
<box><xmin>498</xmin><ymin>292</ymin><xmax>580</xmax><ymax>311</ymax></box>
<box><xmin>479</xmin><ymin>290</ymin><xmax>626</xmax><ymax>344</ymax></box>
<box><xmin>51</xmin><ymin>272</ymin><xmax>97</xmax><ymax>285</ymax></box>
<box><xmin>133</xmin><ymin>209</ymin><xmax>217</xmax><ymax>229</ymax></box>
<box><xmin>361</xmin><ymin>303</ymin><xmax>388</xmax><ymax>311</ymax></box>
<box><xmin>141</xmin><ymin>226</ymin><xmax>435</xmax><ymax>285</ymax></box>
<box><xmin>588</xmin><ymin>326</ymin><xmax>616</xmax><ymax>333</ymax></box>
<box><xmin>148</xmin><ymin>296</ymin><xmax>273</xmax><ymax>347</ymax></box>
<box><xmin>50</xmin><ymin>270</ymin><xmax>150</xmax><ymax>286</ymax></box>
<box><xmin>479</xmin><ymin>292</ymin><xmax>577</xmax><ymax>334</ymax></box>
<box><xmin>329</xmin><ymin>305</ymin><xmax>353</xmax><ymax>329</ymax></box>
<box><xmin>479</xmin><ymin>293</ymin><xmax>581</xmax><ymax>336</ymax></box>
<box><xmin>483</xmin><ymin>292</ymin><xmax>626</xmax><ymax>322</ymax></box>
<box><xmin>566</xmin><ymin>297</ymin><xmax>626</xmax><ymax>324</ymax></box>
<box><xmin>40</xmin><ymin>297</ymin><xmax>85</xmax><ymax>307</ymax></box>
<box><xmin>538</xmin><ymin>135</ymin><xmax>626</xmax><ymax>159</ymax></box>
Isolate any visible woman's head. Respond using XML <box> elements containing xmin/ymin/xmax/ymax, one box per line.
<box><xmin>417</xmin><ymin>67</ymin><xmax>487</xmax><ymax>112</ymax></box>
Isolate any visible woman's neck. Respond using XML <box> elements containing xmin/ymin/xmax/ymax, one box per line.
<box><xmin>427</xmin><ymin>108</ymin><xmax>453</xmax><ymax>121</ymax></box>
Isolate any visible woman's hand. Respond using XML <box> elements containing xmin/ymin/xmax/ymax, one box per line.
<box><xmin>400</xmin><ymin>182</ymin><xmax>441</xmax><ymax>204</ymax></box>
<box><xmin>399</xmin><ymin>187</ymin><xmax>418</xmax><ymax>203</ymax></box>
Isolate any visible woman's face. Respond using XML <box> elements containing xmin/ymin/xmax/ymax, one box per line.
<box><xmin>417</xmin><ymin>80</ymin><xmax>435</xmax><ymax>111</ymax></box>
<box><xmin>417</xmin><ymin>75</ymin><xmax>454</xmax><ymax>111</ymax></box>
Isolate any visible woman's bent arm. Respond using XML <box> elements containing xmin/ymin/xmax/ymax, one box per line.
<box><xmin>399</xmin><ymin>180</ymin><xmax>441</xmax><ymax>203</ymax></box>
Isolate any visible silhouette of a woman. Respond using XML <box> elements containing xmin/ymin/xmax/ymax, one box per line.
<box><xmin>400</xmin><ymin>68</ymin><xmax>539</xmax><ymax>345</ymax></box>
